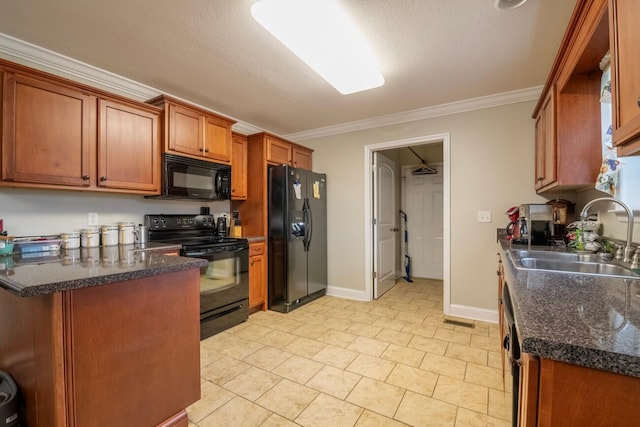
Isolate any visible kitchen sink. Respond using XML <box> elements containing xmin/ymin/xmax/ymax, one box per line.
<box><xmin>516</xmin><ymin>258</ymin><xmax>639</xmax><ymax>278</ymax></box>
<box><xmin>510</xmin><ymin>249</ymin><xmax>599</xmax><ymax>262</ymax></box>
<box><xmin>508</xmin><ymin>249</ymin><xmax>640</xmax><ymax>279</ymax></box>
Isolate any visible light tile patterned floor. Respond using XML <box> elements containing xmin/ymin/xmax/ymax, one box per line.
<box><xmin>188</xmin><ymin>278</ymin><xmax>512</xmax><ymax>426</ymax></box>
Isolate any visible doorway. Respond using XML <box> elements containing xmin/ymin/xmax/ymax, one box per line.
<box><xmin>364</xmin><ymin>134</ymin><xmax>451</xmax><ymax>315</ymax></box>
<box><xmin>401</xmin><ymin>164</ymin><xmax>444</xmax><ymax>280</ymax></box>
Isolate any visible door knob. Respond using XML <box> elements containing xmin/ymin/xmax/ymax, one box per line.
<box><xmin>390</xmin><ymin>227</ymin><xmax>399</xmax><ymax>232</ymax></box>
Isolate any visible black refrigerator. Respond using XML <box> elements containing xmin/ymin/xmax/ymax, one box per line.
<box><xmin>268</xmin><ymin>165</ymin><xmax>327</xmax><ymax>313</ymax></box>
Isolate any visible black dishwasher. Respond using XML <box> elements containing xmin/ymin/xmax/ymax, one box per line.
<box><xmin>502</xmin><ymin>283</ymin><xmax>520</xmax><ymax>427</ymax></box>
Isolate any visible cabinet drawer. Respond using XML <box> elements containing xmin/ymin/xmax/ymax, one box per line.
<box><xmin>249</xmin><ymin>242</ymin><xmax>265</xmax><ymax>256</ymax></box>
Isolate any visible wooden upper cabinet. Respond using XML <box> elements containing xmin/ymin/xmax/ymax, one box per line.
<box><xmin>265</xmin><ymin>134</ymin><xmax>313</xmax><ymax>170</ymax></box>
<box><xmin>266</xmin><ymin>136</ymin><xmax>292</xmax><ymax>165</ymax></box>
<box><xmin>1</xmin><ymin>71</ymin><xmax>92</xmax><ymax>187</ymax></box>
<box><xmin>98</xmin><ymin>98</ymin><xmax>160</xmax><ymax>192</ymax></box>
<box><xmin>534</xmin><ymin>91</ymin><xmax>557</xmax><ymax>190</ymax></box>
<box><xmin>169</xmin><ymin>104</ymin><xmax>202</xmax><ymax>157</ymax></box>
<box><xmin>532</xmin><ymin>0</ymin><xmax>607</xmax><ymax>193</ymax></box>
<box><xmin>0</xmin><ymin>60</ymin><xmax>162</xmax><ymax>195</ymax></box>
<box><xmin>609</xmin><ymin>0</ymin><xmax>640</xmax><ymax>155</ymax></box>
<box><xmin>231</xmin><ymin>132</ymin><xmax>248</xmax><ymax>200</ymax></box>
<box><xmin>149</xmin><ymin>95</ymin><xmax>235</xmax><ymax>164</ymax></box>
<box><xmin>204</xmin><ymin>115</ymin><xmax>232</xmax><ymax>162</ymax></box>
<box><xmin>293</xmin><ymin>146</ymin><xmax>313</xmax><ymax>170</ymax></box>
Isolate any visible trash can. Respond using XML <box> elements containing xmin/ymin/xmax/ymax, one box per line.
<box><xmin>0</xmin><ymin>371</ymin><xmax>19</xmax><ymax>427</ymax></box>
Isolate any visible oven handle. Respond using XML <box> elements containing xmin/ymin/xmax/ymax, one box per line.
<box><xmin>185</xmin><ymin>246</ymin><xmax>247</xmax><ymax>257</ymax></box>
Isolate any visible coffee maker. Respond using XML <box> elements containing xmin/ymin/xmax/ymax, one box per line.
<box><xmin>518</xmin><ymin>204</ymin><xmax>554</xmax><ymax>245</ymax></box>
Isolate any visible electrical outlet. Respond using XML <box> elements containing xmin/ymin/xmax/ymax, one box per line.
<box><xmin>477</xmin><ymin>211</ymin><xmax>492</xmax><ymax>223</ymax></box>
<box><xmin>88</xmin><ymin>212</ymin><xmax>99</xmax><ymax>226</ymax></box>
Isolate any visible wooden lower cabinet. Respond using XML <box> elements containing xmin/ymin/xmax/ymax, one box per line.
<box><xmin>521</xmin><ymin>355</ymin><xmax>640</xmax><ymax>426</ymax></box>
<box><xmin>0</xmin><ymin>269</ymin><xmax>201</xmax><ymax>427</ymax></box>
<box><xmin>249</xmin><ymin>241</ymin><xmax>267</xmax><ymax>312</ymax></box>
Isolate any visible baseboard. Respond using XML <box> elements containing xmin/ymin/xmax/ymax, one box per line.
<box><xmin>326</xmin><ymin>285</ymin><xmax>370</xmax><ymax>302</ymax></box>
<box><xmin>449</xmin><ymin>304</ymin><xmax>498</xmax><ymax>324</ymax></box>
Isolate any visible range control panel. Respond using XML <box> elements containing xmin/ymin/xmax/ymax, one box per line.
<box><xmin>145</xmin><ymin>214</ymin><xmax>216</xmax><ymax>231</ymax></box>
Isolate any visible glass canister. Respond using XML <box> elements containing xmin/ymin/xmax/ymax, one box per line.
<box><xmin>118</xmin><ymin>222</ymin><xmax>135</xmax><ymax>245</ymax></box>
<box><xmin>101</xmin><ymin>224</ymin><xmax>118</xmax><ymax>246</ymax></box>
<box><xmin>61</xmin><ymin>231</ymin><xmax>81</xmax><ymax>249</ymax></box>
<box><xmin>80</xmin><ymin>228</ymin><xmax>100</xmax><ymax>248</ymax></box>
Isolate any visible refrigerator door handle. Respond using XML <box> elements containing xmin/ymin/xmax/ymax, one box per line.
<box><xmin>307</xmin><ymin>198</ymin><xmax>313</xmax><ymax>251</ymax></box>
<box><xmin>303</xmin><ymin>198</ymin><xmax>313</xmax><ymax>251</ymax></box>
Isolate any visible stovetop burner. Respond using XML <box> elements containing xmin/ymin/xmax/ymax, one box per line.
<box><xmin>144</xmin><ymin>214</ymin><xmax>247</xmax><ymax>251</ymax></box>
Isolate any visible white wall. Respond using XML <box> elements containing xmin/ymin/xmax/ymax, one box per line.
<box><xmin>301</xmin><ymin>101</ymin><xmax>549</xmax><ymax>315</ymax></box>
<box><xmin>0</xmin><ymin>187</ymin><xmax>230</xmax><ymax>236</ymax></box>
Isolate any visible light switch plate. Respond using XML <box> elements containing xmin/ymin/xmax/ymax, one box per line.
<box><xmin>88</xmin><ymin>212</ymin><xmax>99</xmax><ymax>226</ymax></box>
<box><xmin>477</xmin><ymin>211</ymin><xmax>492</xmax><ymax>223</ymax></box>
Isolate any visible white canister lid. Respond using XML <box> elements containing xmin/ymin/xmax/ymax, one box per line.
<box><xmin>81</xmin><ymin>227</ymin><xmax>100</xmax><ymax>234</ymax></box>
<box><xmin>117</xmin><ymin>221</ymin><xmax>136</xmax><ymax>228</ymax></box>
<box><xmin>61</xmin><ymin>231</ymin><xmax>80</xmax><ymax>238</ymax></box>
<box><xmin>101</xmin><ymin>224</ymin><xmax>118</xmax><ymax>231</ymax></box>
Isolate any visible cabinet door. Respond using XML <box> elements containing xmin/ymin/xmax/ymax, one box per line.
<box><xmin>609</xmin><ymin>0</ymin><xmax>640</xmax><ymax>154</ymax></box>
<box><xmin>2</xmin><ymin>72</ymin><xmax>92</xmax><ymax>186</ymax></box>
<box><xmin>249</xmin><ymin>242</ymin><xmax>266</xmax><ymax>312</ymax></box>
<box><xmin>231</xmin><ymin>133</ymin><xmax>248</xmax><ymax>200</ymax></box>
<box><xmin>168</xmin><ymin>104</ymin><xmax>203</xmax><ymax>157</ymax></box>
<box><xmin>292</xmin><ymin>147</ymin><xmax>312</xmax><ymax>170</ymax></box>
<box><xmin>203</xmin><ymin>115</ymin><xmax>232</xmax><ymax>163</ymax></box>
<box><xmin>519</xmin><ymin>353</ymin><xmax>539</xmax><ymax>427</ymax></box>
<box><xmin>98</xmin><ymin>99</ymin><xmax>160</xmax><ymax>193</ymax></box>
<box><xmin>266</xmin><ymin>136</ymin><xmax>292</xmax><ymax>165</ymax></box>
<box><xmin>534</xmin><ymin>91</ymin><xmax>557</xmax><ymax>191</ymax></box>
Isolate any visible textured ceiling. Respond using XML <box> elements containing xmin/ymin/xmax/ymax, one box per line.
<box><xmin>0</xmin><ymin>0</ymin><xmax>577</xmax><ymax>137</ymax></box>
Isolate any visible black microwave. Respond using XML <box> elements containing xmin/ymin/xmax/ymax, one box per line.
<box><xmin>153</xmin><ymin>154</ymin><xmax>231</xmax><ymax>201</ymax></box>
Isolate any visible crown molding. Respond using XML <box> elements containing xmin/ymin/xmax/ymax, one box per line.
<box><xmin>0</xmin><ymin>32</ymin><xmax>261</xmax><ymax>135</ymax></box>
<box><xmin>0</xmin><ymin>32</ymin><xmax>540</xmax><ymax>141</ymax></box>
<box><xmin>285</xmin><ymin>86</ymin><xmax>542</xmax><ymax>141</ymax></box>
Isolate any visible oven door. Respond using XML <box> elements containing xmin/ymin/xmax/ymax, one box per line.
<box><xmin>185</xmin><ymin>244</ymin><xmax>249</xmax><ymax>338</ymax></box>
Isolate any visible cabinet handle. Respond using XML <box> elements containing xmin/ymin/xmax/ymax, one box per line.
<box><xmin>205</xmin><ymin>148</ymin><xmax>210</xmax><ymax>153</ymax></box>
<box><xmin>199</xmin><ymin>147</ymin><xmax>204</xmax><ymax>152</ymax></box>
<box><xmin>637</xmin><ymin>97</ymin><xmax>640</xmax><ymax>108</ymax></box>
<box><xmin>82</xmin><ymin>175</ymin><xmax>90</xmax><ymax>180</ymax></box>
<box><xmin>536</xmin><ymin>177</ymin><xmax>543</xmax><ymax>182</ymax></box>
<box><xmin>100</xmin><ymin>176</ymin><xmax>107</xmax><ymax>181</ymax></box>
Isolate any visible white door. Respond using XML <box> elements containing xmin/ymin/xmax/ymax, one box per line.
<box><xmin>373</xmin><ymin>152</ymin><xmax>398</xmax><ymax>298</ymax></box>
<box><xmin>402</xmin><ymin>165</ymin><xmax>443</xmax><ymax>279</ymax></box>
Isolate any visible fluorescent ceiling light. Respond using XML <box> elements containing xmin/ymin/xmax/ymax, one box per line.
<box><xmin>251</xmin><ymin>0</ymin><xmax>385</xmax><ymax>95</ymax></box>
<box><xmin>494</xmin><ymin>0</ymin><xmax>528</xmax><ymax>10</ymax></box>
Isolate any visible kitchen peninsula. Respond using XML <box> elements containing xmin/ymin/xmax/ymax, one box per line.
<box><xmin>0</xmin><ymin>247</ymin><xmax>206</xmax><ymax>427</ymax></box>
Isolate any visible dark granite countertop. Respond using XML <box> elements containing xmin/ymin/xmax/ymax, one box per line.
<box><xmin>0</xmin><ymin>243</ymin><xmax>206</xmax><ymax>297</ymax></box>
<box><xmin>499</xmin><ymin>239</ymin><xmax>640</xmax><ymax>377</ymax></box>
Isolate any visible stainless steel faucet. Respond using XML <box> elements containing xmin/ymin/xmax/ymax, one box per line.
<box><xmin>580</xmin><ymin>197</ymin><xmax>635</xmax><ymax>263</ymax></box>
